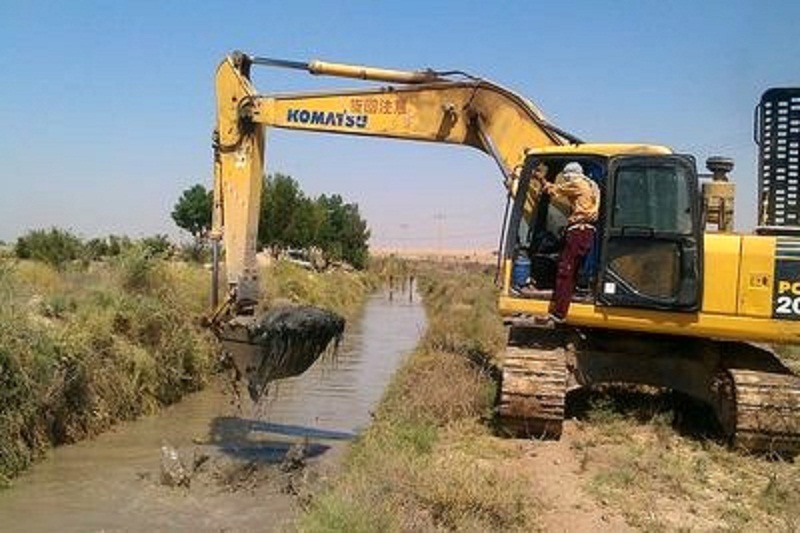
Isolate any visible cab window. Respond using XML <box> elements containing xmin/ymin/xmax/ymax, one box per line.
<box><xmin>612</xmin><ymin>165</ymin><xmax>692</xmax><ymax>234</ymax></box>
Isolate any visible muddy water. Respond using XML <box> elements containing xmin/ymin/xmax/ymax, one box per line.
<box><xmin>0</xmin><ymin>288</ymin><xmax>425</xmax><ymax>532</ymax></box>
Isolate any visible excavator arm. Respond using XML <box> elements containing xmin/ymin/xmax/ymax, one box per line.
<box><xmin>212</xmin><ymin>51</ymin><xmax>577</xmax><ymax>314</ymax></box>
<box><xmin>210</xmin><ymin>51</ymin><xmax>579</xmax><ymax>397</ymax></box>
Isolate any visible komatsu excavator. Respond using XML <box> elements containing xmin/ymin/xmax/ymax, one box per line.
<box><xmin>209</xmin><ymin>51</ymin><xmax>800</xmax><ymax>454</ymax></box>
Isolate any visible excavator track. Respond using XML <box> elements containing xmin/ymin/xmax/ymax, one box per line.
<box><xmin>496</xmin><ymin>344</ymin><xmax>567</xmax><ymax>438</ymax></box>
<box><xmin>715</xmin><ymin>368</ymin><xmax>800</xmax><ymax>455</ymax></box>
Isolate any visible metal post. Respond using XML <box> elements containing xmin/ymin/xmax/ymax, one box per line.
<box><xmin>211</xmin><ymin>238</ymin><xmax>221</xmax><ymax>309</ymax></box>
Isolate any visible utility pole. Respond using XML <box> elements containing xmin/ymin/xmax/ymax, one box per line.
<box><xmin>398</xmin><ymin>223</ymin><xmax>409</xmax><ymax>256</ymax></box>
<box><xmin>433</xmin><ymin>213</ymin><xmax>446</xmax><ymax>261</ymax></box>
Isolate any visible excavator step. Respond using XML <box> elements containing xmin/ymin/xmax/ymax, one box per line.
<box><xmin>496</xmin><ymin>345</ymin><xmax>567</xmax><ymax>438</ymax></box>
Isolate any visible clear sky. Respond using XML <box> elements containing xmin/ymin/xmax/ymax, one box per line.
<box><xmin>1</xmin><ymin>1</ymin><xmax>798</xmax><ymax>250</ymax></box>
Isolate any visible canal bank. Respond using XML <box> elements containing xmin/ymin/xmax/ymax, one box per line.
<box><xmin>0</xmin><ymin>287</ymin><xmax>425</xmax><ymax>532</ymax></box>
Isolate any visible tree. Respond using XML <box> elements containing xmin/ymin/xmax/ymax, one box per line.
<box><xmin>172</xmin><ymin>173</ymin><xmax>370</xmax><ymax>269</ymax></box>
<box><xmin>171</xmin><ymin>185</ymin><xmax>212</xmax><ymax>240</ymax></box>
<box><xmin>259</xmin><ymin>173</ymin><xmax>306</xmax><ymax>251</ymax></box>
<box><xmin>338</xmin><ymin>201</ymin><xmax>371</xmax><ymax>269</ymax></box>
<box><xmin>316</xmin><ymin>194</ymin><xmax>371</xmax><ymax>269</ymax></box>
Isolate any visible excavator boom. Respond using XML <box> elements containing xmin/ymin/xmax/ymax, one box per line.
<box><xmin>213</xmin><ymin>51</ymin><xmax>577</xmax><ymax>309</ymax></box>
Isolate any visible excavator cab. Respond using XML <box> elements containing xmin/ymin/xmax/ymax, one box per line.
<box><xmin>601</xmin><ymin>154</ymin><xmax>702</xmax><ymax>310</ymax></box>
<box><xmin>507</xmin><ymin>151</ymin><xmax>703</xmax><ymax>313</ymax></box>
<box><xmin>510</xmin><ymin>156</ymin><xmax>606</xmax><ymax>294</ymax></box>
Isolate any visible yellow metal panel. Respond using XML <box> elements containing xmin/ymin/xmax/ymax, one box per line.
<box><xmin>254</xmin><ymin>81</ymin><xmax>566</xmax><ymax>188</ymax></box>
<box><xmin>502</xmin><ymin>258</ymin><xmax>512</xmax><ymax>294</ymax></box>
<box><xmin>529</xmin><ymin>143</ymin><xmax>673</xmax><ymax>157</ymax></box>
<box><xmin>701</xmin><ymin>234</ymin><xmax>741</xmax><ymax>314</ymax></box>
<box><xmin>738</xmin><ymin>235</ymin><xmax>776</xmax><ymax>317</ymax></box>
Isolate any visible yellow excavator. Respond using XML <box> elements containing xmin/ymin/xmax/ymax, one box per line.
<box><xmin>209</xmin><ymin>51</ymin><xmax>800</xmax><ymax>454</ymax></box>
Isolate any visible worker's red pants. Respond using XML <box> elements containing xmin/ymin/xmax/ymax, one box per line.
<box><xmin>551</xmin><ymin>226</ymin><xmax>595</xmax><ymax>319</ymax></box>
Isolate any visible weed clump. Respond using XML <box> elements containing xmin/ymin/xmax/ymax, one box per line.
<box><xmin>261</xmin><ymin>261</ymin><xmax>375</xmax><ymax>318</ymax></box>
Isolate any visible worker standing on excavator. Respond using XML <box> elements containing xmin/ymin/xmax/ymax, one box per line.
<box><xmin>536</xmin><ymin>161</ymin><xmax>600</xmax><ymax>322</ymax></box>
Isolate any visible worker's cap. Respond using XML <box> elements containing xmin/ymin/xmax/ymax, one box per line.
<box><xmin>563</xmin><ymin>162</ymin><xmax>583</xmax><ymax>179</ymax></box>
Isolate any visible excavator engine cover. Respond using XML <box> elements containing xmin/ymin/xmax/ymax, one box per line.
<box><xmin>219</xmin><ymin>305</ymin><xmax>345</xmax><ymax>402</ymax></box>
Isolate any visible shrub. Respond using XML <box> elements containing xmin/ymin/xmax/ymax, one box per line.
<box><xmin>178</xmin><ymin>241</ymin><xmax>211</xmax><ymax>263</ymax></box>
<box><xmin>84</xmin><ymin>238</ymin><xmax>110</xmax><ymax>260</ymax></box>
<box><xmin>140</xmin><ymin>234</ymin><xmax>172</xmax><ymax>258</ymax></box>
<box><xmin>0</xmin><ymin>258</ymin><xmax>216</xmax><ymax>480</ymax></box>
<box><xmin>14</xmin><ymin>228</ymin><xmax>84</xmax><ymax>269</ymax></box>
<box><xmin>115</xmin><ymin>245</ymin><xmax>165</xmax><ymax>293</ymax></box>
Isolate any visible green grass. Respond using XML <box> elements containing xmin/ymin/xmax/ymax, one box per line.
<box><xmin>300</xmin><ymin>263</ymin><xmax>539</xmax><ymax>532</ymax></box>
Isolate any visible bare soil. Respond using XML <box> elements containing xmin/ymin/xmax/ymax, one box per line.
<box><xmin>507</xmin><ymin>422</ymin><xmax>633</xmax><ymax>532</ymax></box>
<box><xmin>497</xmin><ymin>388</ymin><xmax>800</xmax><ymax>532</ymax></box>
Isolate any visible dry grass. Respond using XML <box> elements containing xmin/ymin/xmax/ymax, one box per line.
<box><xmin>302</xmin><ymin>262</ymin><xmax>800</xmax><ymax>532</ymax></box>
<box><xmin>301</xmin><ymin>263</ymin><xmax>539</xmax><ymax>532</ymax></box>
<box><xmin>572</xmin><ymin>389</ymin><xmax>800</xmax><ymax>531</ymax></box>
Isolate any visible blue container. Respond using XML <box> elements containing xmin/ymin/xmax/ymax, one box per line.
<box><xmin>512</xmin><ymin>255</ymin><xmax>531</xmax><ymax>287</ymax></box>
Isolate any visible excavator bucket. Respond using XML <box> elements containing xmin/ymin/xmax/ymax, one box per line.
<box><xmin>218</xmin><ymin>305</ymin><xmax>345</xmax><ymax>402</ymax></box>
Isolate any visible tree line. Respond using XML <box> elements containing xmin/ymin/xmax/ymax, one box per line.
<box><xmin>6</xmin><ymin>172</ymin><xmax>369</xmax><ymax>271</ymax></box>
<box><xmin>11</xmin><ymin>229</ymin><xmax>174</xmax><ymax>269</ymax></box>
<box><xmin>172</xmin><ymin>173</ymin><xmax>370</xmax><ymax>269</ymax></box>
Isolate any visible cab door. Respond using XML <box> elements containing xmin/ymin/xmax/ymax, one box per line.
<box><xmin>598</xmin><ymin>155</ymin><xmax>702</xmax><ymax>311</ymax></box>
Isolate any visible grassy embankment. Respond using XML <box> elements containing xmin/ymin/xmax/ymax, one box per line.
<box><xmin>0</xmin><ymin>250</ymin><xmax>213</xmax><ymax>485</ymax></box>
<box><xmin>0</xmin><ymin>252</ymin><xmax>373</xmax><ymax>486</ymax></box>
<box><xmin>302</xmin><ymin>263</ymin><xmax>800</xmax><ymax>532</ymax></box>
<box><xmin>302</xmin><ymin>264</ymin><xmax>542</xmax><ymax>532</ymax></box>
<box><xmin>261</xmin><ymin>259</ymin><xmax>376</xmax><ymax>318</ymax></box>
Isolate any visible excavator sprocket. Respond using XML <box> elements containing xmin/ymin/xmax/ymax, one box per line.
<box><xmin>496</xmin><ymin>343</ymin><xmax>567</xmax><ymax>438</ymax></box>
<box><xmin>717</xmin><ymin>368</ymin><xmax>800</xmax><ymax>455</ymax></box>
